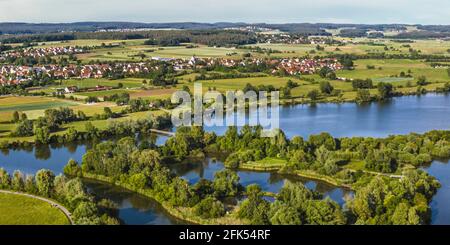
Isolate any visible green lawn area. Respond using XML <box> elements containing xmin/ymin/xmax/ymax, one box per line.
<box><xmin>343</xmin><ymin>160</ymin><xmax>366</xmax><ymax>171</ymax></box>
<box><xmin>0</xmin><ymin>97</ymin><xmax>80</xmax><ymax>122</ymax></box>
<box><xmin>79</xmin><ymin>43</ymin><xmax>246</xmax><ymax>61</ymax></box>
<box><xmin>0</xmin><ymin>97</ymin><xmax>78</xmax><ymax>112</ymax></box>
<box><xmin>37</xmin><ymin>39</ymin><xmax>144</xmax><ymax>48</ymax></box>
<box><xmin>0</xmin><ymin>192</ymin><xmax>70</xmax><ymax>225</ymax></box>
<box><xmin>75</xmin><ymin>88</ymin><xmax>141</xmax><ymax>97</ymax></box>
<box><xmin>59</xmin><ymin>78</ymin><xmax>145</xmax><ymax>89</ymax></box>
<box><xmin>337</xmin><ymin>59</ymin><xmax>449</xmax><ymax>84</ymax></box>
<box><xmin>179</xmin><ymin>75</ymin><xmax>306</xmax><ymax>92</ymax></box>
<box><xmin>241</xmin><ymin>157</ymin><xmax>287</xmax><ymax>170</ymax></box>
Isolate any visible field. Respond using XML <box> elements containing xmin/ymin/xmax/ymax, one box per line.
<box><xmin>0</xmin><ymin>96</ymin><xmax>79</xmax><ymax>121</ymax></box>
<box><xmin>337</xmin><ymin>59</ymin><xmax>449</xmax><ymax>83</ymax></box>
<box><xmin>0</xmin><ymin>192</ymin><xmax>70</xmax><ymax>225</ymax></box>
<box><xmin>246</xmin><ymin>39</ymin><xmax>450</xmax><ymax>58</ymax></box>
<box><xmin>75</xmin><ymin>88</ymin><xmax>141</xmax><ymax>97</ymax></box>
<box><xmin>36</xmin><ymin>39</ymin><xmax>145</xmax><ymax>48</ymax></box>
<box><xmin>178</xmin><ymin>74</ymin><xmax>306</xmax><ymax>92</ymax></box>
<box><xmin>78</xmin><ymin>42</ymin><xmax>246</xmax><ymax>62</ymax></box>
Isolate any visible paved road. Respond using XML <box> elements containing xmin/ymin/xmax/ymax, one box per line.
<box><xmin>0</xmin><ymin>190</ymin><xmax>74</xmax><ymax>224</ymax></box>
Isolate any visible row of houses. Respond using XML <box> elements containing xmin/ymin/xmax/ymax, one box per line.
<box><xmin>0</xmin><ymin>62</ymin><xmax>154</xmax><ymax>86</ymax></box>
<box><xmin>0</xmin><ymin>56</ymin><xmax>343</xmax><ymax>86</ymax></box>
<box><xmin>272</xmin><ymin>58</ymin><xmax>343</xmax><ymax>75</ymax></box>
<box><xmin>0</xmin><ymin>46</ymin><xmax>84</xmax><ymax>60</ymax></box>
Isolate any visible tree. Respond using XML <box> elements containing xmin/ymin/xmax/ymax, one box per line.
<box><xmin>307</xmin><ymin>89</ymin><xmax>320</xmax><ymax>101</ymax></box>
<box><xmin>85</xmin><ymin>122</ymin><xmax>98</xmax><ymax>138</ymax></box>
<box><xmin>377</xmin><ymin>82</ymin><xmax>393</xmax><ymax>100</ymax></box>
<box><xmin>352</xmin><ymin>79</ymin><xmax>373</xmax><ymax>90</ymax></box>
<box><xmin>365</xmin><ymin>149</ymin><xmax>397</xmax><ymax>173</ymax></box>
<box><xmin>34</xmin><ymin>126</ymin><xmax>50</xmax><ymax>144</ymax></box>
<box><xmin>417</xmin><ymin>76</ymin><xmax>428</xmax><ymax>86</ymax></box>
<box><xmin>319</xmin><ymin>81</ymin><xmax>334</xmax><ymax>94</ymax></box>
<box><xmin>269</xmin><ymin>202</ymin><xmax>302</xmax><ymax>225</ymax></box>
<box><xmin>356</xmin><ymin>89</ymin><xmax>372</xmax><ymax>103</ymax></box>
<box><xmin>304</xmin><ymin>199</ymin><xmax>346</xmax><ymax>225</ymax></box>
<box><xmin>391</xmin><ymin>202</ymin><xmax>420</xmax><ymax>225</ymax></box>
<box><xmin>12</xmin><ymin>119</ymin><xmax>34</xmax><ymax>137</ymax></box>
<box><xmin>212</xmin><ymin>169</ymin><xmax>240</xmax><ymax>197</ymax></box>
<box><xmin>194</xmin><ymin>196</ymin><xmax>226</xmax><ymax>219</ymax></box>
<box><xmin>237</xmin><ymin>184</ymin><xmax>270</xmax><ymax>225</ymax></box>
<box><xmin>0</xmin><ymin>168</ymin><xmax>11</xmax><ymax>189</ymax></box>
<box><xmin>64</xmin><ymin>159</ymin><xmax>82</xmax><ymax>177</ymax></box>
<box><xmin>73</xmin><ymin>201</ymin><xmax>99</xmax><ymax>221</ymax></box>
<box><xmin>104</xmin><ymin>107</ymin><xmax>114</xmax><ymax>118</ymax></box>
<box><xmin>35</xmin><ymin>169</ymin><xmax>55</xmax><ymax>197</ymax></box>
<box><xmin>12</xmin><ymin>111</ymin><xmax>20</xmax><ymax>123</ymax></box>
<box><xmin>11</xmin><ymin>170</ymin><xmax>25</xmax><ymax>191</ymax></box>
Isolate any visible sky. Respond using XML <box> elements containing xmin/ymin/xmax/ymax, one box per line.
<box><xmin>0</xmin><ymin>0</ymin><xmax>449</xmax><ymax>24</ymax></box>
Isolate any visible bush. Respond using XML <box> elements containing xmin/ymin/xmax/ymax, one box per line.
<box><xmin>63</xmin><ymin>159</ymin><xmax>82</xmax><ymax>177</ymax></box>
<box><xmin>194</xmin><ymin>196</ymin><xmax>226</xmax><ymax>219</ymax></box>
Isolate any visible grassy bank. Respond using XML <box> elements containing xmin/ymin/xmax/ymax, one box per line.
<box><xmin>0</xmin><ymin>192</ymin><xmax>70</xmax><ymax>225</ymax></box>
<box><xmin>237</xmin><ymin>163</ymin><xmax>352</xmax><ymax>189</ymax></box>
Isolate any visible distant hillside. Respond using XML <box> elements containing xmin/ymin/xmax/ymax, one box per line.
<box><xmin>1</xmin><ymin>22</ymin><xmax>450</xmax><ymax>39</ymax></box>
<box><xmin>0</xmin><ymin>22</ymin><xmax>249</xmax><ymax>34</ymax></box>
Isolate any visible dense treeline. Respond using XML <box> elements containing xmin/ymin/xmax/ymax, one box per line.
<box><xmin>214</xmin><ymin>127</ymin><xmax>450</xmax><ymax>175</ymax></box>
<box><xmin>0</xmin><ymin>168</ymin><xmax>119</xmax><ymax>224</ymax></box>
<box><xmin>1</xmin><ymin>30</ymin><xmax>257</xmax><ymax>47</ymax></box>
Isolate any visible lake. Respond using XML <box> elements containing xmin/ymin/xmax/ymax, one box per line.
<box><xmin>205</xmin><ymin>93</ymin><xmax>450</xmax><ymax>138</ymax></box>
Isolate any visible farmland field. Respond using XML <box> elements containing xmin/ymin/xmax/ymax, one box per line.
<box><xmin>79</xmin><ymin>43</ymin><xmax>246</xmax><ymax>61</ymax></box>
<box><xmin>0</xmin><ymin>97</ymin><xmax>79</xmax><ymax>121</ymax></box>
<box><xmin>336</xmin><ymin>59</ymin><xmax>449</xmax><ymax>83</ymax></box>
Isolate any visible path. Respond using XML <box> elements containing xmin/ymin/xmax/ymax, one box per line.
<box><xmin>346</xmin><ymin>168</ymin><xmax>404</xmax><ymax>179</ymax></box>
<box><xmin>0</xmin><ymin>190</ymin><xmax>74</xmax><ymax>225</ymax></box>
<box><xmin>150</xmin><ymin>129</ymin><xmax>175</xmax><ymax>136</ymax></box>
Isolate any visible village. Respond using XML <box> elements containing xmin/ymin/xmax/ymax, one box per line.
<box><xmin>0</xmin><ymin>54</ymin><xmax>343</xmax><ymax>89</ymax></box>
<box><xmin>0</xmin><ymin>46</ymin><xmax>84</xmax><ymax>61</ymax></box>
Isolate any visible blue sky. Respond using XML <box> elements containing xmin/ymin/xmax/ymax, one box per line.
<box><xmin>0</xmin><ymin>0</ymin><xmax>449</xmax><ymax>24</ymax></box>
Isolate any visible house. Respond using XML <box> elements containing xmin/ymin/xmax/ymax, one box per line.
<box><xmin>65</xmin><ymin>86</ymin><xmax>78</xmax><ymax>93</ymax></box>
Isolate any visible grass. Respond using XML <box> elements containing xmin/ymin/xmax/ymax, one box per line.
<box><xmin>0</xmin><ymin>192</ymin><xmax>70</xmax><ymax>225</ymax></box>
<box><xmin>56</xmin><ymin>78</ymin><xmax>146</xmax><ymax>89</ymax></box>
<box><xmin>75</xmin><ymin>89</ymin><xmax>141</xmax><ymax>97</ymax></box>
<box><xmin>179</xmin><ymin>75</ymin><xmax>305</xmax><ymax>92</ymax></box>
<box><xmin>343</xmin><ymin>160</ymin><xmax>366</xmax><ymax>171</ymax></box>
<box><xmin>80</xmin><ymin>43</ymin><xmax>246</xmax><ymax>62</ymax></box>
<box><xmin>241</xmin><ymin>157</ymin><xmax>287</xmax><ymax>171</ymax></box>
<box><xmin>0</xmin><ymin>97</ymin><xmax>80</xmax><ymax>121</ymax></box>
<box><xmin>37</xmin><ymin>39</ymin><xmax>143</xmax><ymax>48</ymax></box>
<box><xmin>337</xmin><ymin>59</ymin><xmax>449</xmax><ymax>84</ymax></box>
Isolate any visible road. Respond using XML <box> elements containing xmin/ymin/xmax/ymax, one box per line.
<box><xmin>0</xmin><ymin>190</ymin><xmax>74</xmax><ymax>225</ymax></box>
